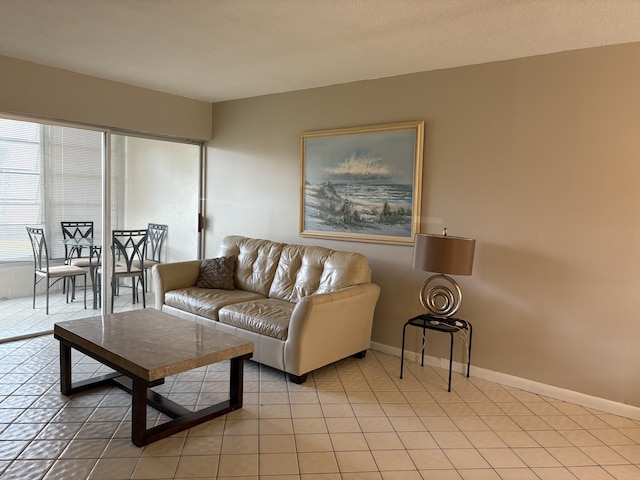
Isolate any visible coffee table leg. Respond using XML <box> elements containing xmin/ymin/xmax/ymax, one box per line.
<box><xmin>229</xmin><ymin>356</ymin><xmax>245</xmax><ymax>406</ymax></box>
<box><xmin>59</xmin><ymin>342</ymin><xmax>72</xmax><ymax>395</ymax></box>
<box><xmin>131</xmin><ymin>380</ymin><xmax>148</xmax><ymax>447</ymax></box>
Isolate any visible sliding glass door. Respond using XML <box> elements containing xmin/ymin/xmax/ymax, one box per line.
<box><xmin>111</xmin><ymin>134</ymin><xmax>201</xmax><ymax>263</ymax></box>
<box><xmin>0</xmin><ymin>115</ymin><xmax>204</xmax><ymax>342</ymax></box>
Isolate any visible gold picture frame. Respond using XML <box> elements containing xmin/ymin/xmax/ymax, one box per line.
<box><xmin>300</xmin><ymin>121</ymin><xmax>424</xmax><ymax>245</ymax></box>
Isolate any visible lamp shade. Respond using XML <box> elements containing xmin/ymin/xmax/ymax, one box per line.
<box><xmin>412</xmin><ymin>233</ymin><xmax>475</xmax><ymax>276</ymax></box>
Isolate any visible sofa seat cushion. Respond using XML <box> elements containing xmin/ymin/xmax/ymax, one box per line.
<box><xmin>218</xmin><ymin>299</ymin><xmax>294</xmax><ymax>341</ymax></box>
<box><xmin>164</xmin><ymin>287</ymin><xmax>265</xmax><ymax>321</ymax></box>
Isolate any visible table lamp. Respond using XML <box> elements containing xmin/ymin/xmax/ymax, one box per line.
<box><xmin>412</xmin><ymin>228</ymin><xmax>475</xmax><ymax>318</ymax></box>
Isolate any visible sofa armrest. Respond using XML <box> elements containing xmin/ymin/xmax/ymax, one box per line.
<box><xmin>152</xmin><ymin>260</ymin><xmax>201</xmax><ymax>310</ymax></box>
<box><xmin>284</xmin><ymin>283</ymin><xmax>381</xmax><ymax>376</ymax></box>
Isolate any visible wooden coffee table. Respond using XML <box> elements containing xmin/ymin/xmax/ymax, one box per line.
<box><xmin>53</xmin><ymin>309</ymin><xmax>254</xmax><ymax>446</ymax></box>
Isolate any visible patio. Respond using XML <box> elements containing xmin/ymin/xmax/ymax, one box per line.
<box><xmin>0</xmin><ymin>289</ymin><xmax>153</xmax><ymax>343</ymax></box>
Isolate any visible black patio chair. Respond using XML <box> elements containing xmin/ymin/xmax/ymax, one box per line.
<box><xmin>61</xmin><ymin>221</ymin><xmax>96</xmax><ymax>298</ymax></box>
<box><xmin>26</xmin><ymin>226</ymin><xmax>87</xmax><ymax>314</ymax></box>
<box><xmin>104</xmin><ymin>229</ymin><xmax>148</xmax><ymax>313</ymax></box>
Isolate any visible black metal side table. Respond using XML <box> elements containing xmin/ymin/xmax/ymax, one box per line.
<box><xmin>400</xmin><ymin>313</ymin><xmax>473</xmax><ymax>392</ymax></box>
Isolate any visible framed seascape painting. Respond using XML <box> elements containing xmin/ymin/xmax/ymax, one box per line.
<box><xmin>300</xmin><ymin>121</ymin><xmax>424</xmax><ymax>245</ymax></box>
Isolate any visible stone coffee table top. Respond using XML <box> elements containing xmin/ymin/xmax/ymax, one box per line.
<box><xmin>54</xmin><ymin>309</ymin><xmax>254</xmax><ymax>382</ymax></box>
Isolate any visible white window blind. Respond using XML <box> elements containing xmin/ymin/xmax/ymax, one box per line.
<box><xmin>0</xmin><ymin>118</ymin><xmax>120</xmax><ymax>263</ymax></box>
<box><xmin>46</xmin><ymin>125</ymin><xmax>103</xmax><ymax>259</ymax></box>
<box><xmin>0</xmin><ymin>118</ymin><xmax>42</xmax><ymax>261</ymax></box>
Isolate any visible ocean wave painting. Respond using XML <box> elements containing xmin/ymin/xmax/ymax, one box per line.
<box><xmin>300</xmin><ymin>122</ymin><xmax>424</xmax><ymax>244</ymax></box>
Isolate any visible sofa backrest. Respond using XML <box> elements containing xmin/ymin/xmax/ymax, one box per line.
<box><xmin>218</xmin><ymin>235</ymin><xmax>284</xmax><ymax>296</ymax></box>
<box><xmin>217</xmin><ymin>235</ymin><xmax>372</xmax><ymax>303</ymax></box>
<box><xmin>268</xmin><ymin>244</ymin><xmax>372</xmax><ymax>303</ymax></box>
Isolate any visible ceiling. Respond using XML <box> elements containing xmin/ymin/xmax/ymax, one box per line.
<box><xmin>1</xmin><ymin>0</ymin><xmax>640</xmax><ymax>103</ymax></box>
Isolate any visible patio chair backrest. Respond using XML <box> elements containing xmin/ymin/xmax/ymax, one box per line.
<box><xmin>61</xmin><ymin>221</ymin><xmax>94</xmax><ymax>259</ymax></box>
<box><xmin>112</xmin><ymin>229</ymin><xmax>148</xmax><ymax>273</ymax></box>
<box><xmin>26</xmin><ymin>226</ymin><xmax>50</xmax><ymax>272</ymax></box>
<box><xmin>147</xmin><ymin>223</ymin><xmax>168</xmax><ymax>262</ymax></box>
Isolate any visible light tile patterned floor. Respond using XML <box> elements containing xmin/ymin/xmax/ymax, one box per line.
<box><xmin>0</xmin><ymin>330</ymin><xmax>639</xmax><ymax>480</ymax></box>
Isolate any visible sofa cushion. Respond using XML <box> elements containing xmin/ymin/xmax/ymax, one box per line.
<box><xmin>268</xmin><ymin>244</ymin><xmax>372</xmax><ymax>302</ymax></box>
<box><xmin>197</xmin><ymin>256</ymin><xmax>235</xmax><ymax>290</ymax></box>
<box><xmin>164</xmin><ymin>287</ymin><xmax>265</xmax><ymax>321</ymax></box>
<box><xmin>218</xmin><ymin>235</ymin><xmax>284</xmax><ymax>296</ymax></box>
<box><xmin>218</xmin><ymin>299</ymin><xmax>294</xmax><ymax>341</ymax></box>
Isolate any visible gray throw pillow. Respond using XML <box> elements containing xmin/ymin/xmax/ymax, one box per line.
<box><xmin>197</xmin><ymin>256</ymin><xmax>235</xmax><ymax>290</ymax></box>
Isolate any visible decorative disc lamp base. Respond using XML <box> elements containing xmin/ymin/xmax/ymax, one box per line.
<box><xmin>419</xmin><ymin>273</ymin><xmax>463</xmax><ymax>318</ymax></box>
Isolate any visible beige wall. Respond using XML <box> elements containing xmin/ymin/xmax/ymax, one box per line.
<box><xmin>0</xmin><ymin>55</ymin><xmax>212</xmax><ymax>140</ymax></box>
<box><xmin>209</xmin><ymin>42</ymin><xmax>640</xmax><ymax>407</ymax></box>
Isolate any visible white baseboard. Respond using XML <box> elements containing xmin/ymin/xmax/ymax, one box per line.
<box><xmin>370</xmin><ymin>341</ymin><xmax>640</xmax><ymax>421</ymax></box>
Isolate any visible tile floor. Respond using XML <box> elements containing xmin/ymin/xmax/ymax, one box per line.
<box><xmin>0</xmin><ymin>330</ymin><xmax>640</xmax><ymax>480</ymax></box>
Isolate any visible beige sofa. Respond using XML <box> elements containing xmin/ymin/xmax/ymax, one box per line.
<box><xmin>152</xmin><ymin>235</ymin><xmax>381</xmax><ymax>383</ymax></box>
